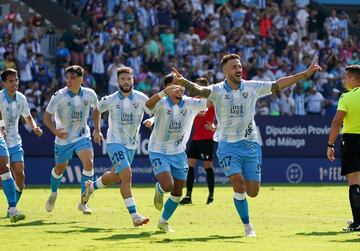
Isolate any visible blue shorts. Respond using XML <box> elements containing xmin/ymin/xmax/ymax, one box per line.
<box><xmin>106</xmin><ymin>143</ymin><xmax>136</xmax><ymax>174</ymax></box>
<box><xmin>0</xmin><ymin>137</ymin><xmax>9</xmax><ymax>158</ymax></box>
<box><xmin>217</xmin><ymin>140</ymin><xmax>262</xmax><ymax>182</ymax></box>
<box><xmin>54</xmin><ymin>137</ymin><xmax>93</xmax><ymax>164</ymax></box>
<box><xmin>149</xmin><ymin>151</ymin><xmax>188</xmax><ymax>181</ymax></box>
<box><xmin>8</xmin><ymin>144</ymin><xmax>24</xmax><ymax>163</ymax></box>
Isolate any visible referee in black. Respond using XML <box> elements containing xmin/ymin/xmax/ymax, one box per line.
<box><xmin>327</xmin><ymin>65</ymin><xmax>360</xmax><ymax>231</ymax></box>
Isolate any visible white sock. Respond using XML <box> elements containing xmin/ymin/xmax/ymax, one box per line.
<box><xmin>51</xmin><ymin>168</ymin><xmax>62</xmax><ymax>179</ymax></box>
<box><xmin>159</xmin><ymin>217</ymin><xmax>167</xmax><ymax>223</ymax></box>
<box><xmin>94</xmin><ymin>177</ymin><xmax>105</xmax><ymax>190</ymax></box>
<box><xmin>82</xmin><ymin>169</ymin><xmax>94</xmax><ymax>177</ymax></box>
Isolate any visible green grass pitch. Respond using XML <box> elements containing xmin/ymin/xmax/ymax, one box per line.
<box><xmin>0</xmin><ymin>185</ymin><xmax>359</xmax><ymax>250</ymax></box>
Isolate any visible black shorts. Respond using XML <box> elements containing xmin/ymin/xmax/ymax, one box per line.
<box><xmin>187</xmin><ymin>139</ymin><xmax>215</xmax><ymax>161</ymax></box>
<box><xmin>340</xmin><ymin>133</ymin><xmax>360</xmax><ymax>176</ymax></box>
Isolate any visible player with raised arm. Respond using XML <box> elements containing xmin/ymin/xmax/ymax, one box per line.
<box><xmin>145</xmin><ymin>73</ymin><xmax>207</xmax><ymax>232</ymax></box>
<box><xmin>172</xmin><ymin>53</ymin><xmax>321</xmax><ymax>237</ymax></box>
<box><xmin>81</xmin><ymin>66</ymin><xmax>149</xmax><ymax>227</ymax></box>
<box><xmin>0</xmin><ymin>69</ymin><xmax>43</xmax><ymax>218</ymax></box>
<box><xmin>43</xmin><ymin>65</ymin><xmax>99</xmax><ymax>214</ymax></box>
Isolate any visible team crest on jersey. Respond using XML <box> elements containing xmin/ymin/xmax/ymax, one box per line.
<box><xmin>133</xmin><ymin>103</ymin><xmax>139</xmax><ymax>109</ymax></box>
<box><xmin>166</xmin><ymin>109</ymin><xmax>171</xmax><ymax>115</ymax></box>
<box><xmin>67</xmin><ymin>102</ymin><xmax>71</xmax><ymax>106</ymax></box>
<box><xmin>180</xmin><ymin>109</ymin><xmax>187</xmax><ymax>116</ymax></box>
<box><xmin>116</xmin><ymin>104</ymin><xmax>121</xmax><ymax>109</ymax></box>
<box><xmin>242</xmin><ymin>92</ymin><xmax>249</xmax><ymax>99</ymax></box>
<box><xmin>224</xmin><ymin>94</ymin><xmax>230</xmax><ymax>99</ymax></box>
<box><xmin>5</xmin><ymin>107</ymin><xmax>9</xmax><ymax>111</ymax></box>
<box><xmin>83</xmin><ymin>100</ymin><xmax>89</xmax><ymax>106</ymax></box>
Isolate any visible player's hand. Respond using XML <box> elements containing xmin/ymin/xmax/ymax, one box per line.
<box><xmin>204</xmin><ymin>121</ymin><xmax>216</xmax><ymax>132</ymax></box>
<box><xmin>327</xmin><ymin>146</ymin><xmax>335</xmax><ymax>161</ymax></box>
<box><xmin>171</xmin><ymin>67</ymin><xmax>185</xmax><ymax>86</ymax></box>
<box><xmin>34</xmin><ymin>126</ymin><xmax>43</xmax><ymax>137</ymax></box>
<box><xmin>143</xmin><ymin>118</ymin><xmax>154</xmax><ymax>128</ymax></box>
<box><xmin>164</xmin><ymin>85</ymin><xmax>183</xmax><ymax>96</ymax></box>
<box><xmin>305</xmin><ymin>57</ymin><xmax>322</xmax><ymax>78</ymax></box>
<box><xmin>1</xmin><ymin>127</ymin><xmax>6</xmax><ymax>139</ymax></box>
<box><xmin>92</xmin><ymin>129</ymin><xmax>103</xmax><ymax>145</ymax></box>
<box><xmin>55</xmin><ymin>128</ymin><xmax>68</xmax><ymax>139</ymax></box>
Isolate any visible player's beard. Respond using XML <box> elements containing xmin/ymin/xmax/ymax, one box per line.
<box><xmin>229</xmin><ymin>74</ymin><xmax>242</xmax><ymax>85</ymax></box>
<box><xmin>119</xmin><ymin>85</ymin><xmax>132</xmax><ymax>93</ymax></box>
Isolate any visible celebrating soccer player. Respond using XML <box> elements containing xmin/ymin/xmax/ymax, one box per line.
<box><xmin>172</xmin><ymin>53</ymin><xmax>321</xmax><ymax>237</ymax></box>
<box><xmin>145</xmin><ymin>73</ymin><xmax>207</xmax><ymax>232</ymax></box>
<box><xmin>81</xmin><ymin>66</ymin><xmax>150</xmax><ymax>227</ymax></box>
<box><xmin>0</xmin><ymin>69</ymin><xmax>43</xmax><ymax>219</ymax></box>
<box><xmin>43</xmin><ymin>65</ymin><xmax>98</xmax><ymax>214</ymax></box>
<box><xmin>327</xmin><ymin>65</ymin><xmax>360</xmax><ymax>232</ymax></box>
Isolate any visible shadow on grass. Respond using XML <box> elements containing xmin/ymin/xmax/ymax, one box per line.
<box><xmin>95</xmin><ymin>232</ymin><xmax>242</xmax><ymax>243</ymax></box>
<box><xmin>1</xmin><ymin>220</ymin><xmax>78</xmax><ymax>227</ymax></box>
<box><xmin>46</xmin><ymin>226</ymin><xmax>114</xmax><ymax>234</ymax></box>
<box><xmin>153</xmin><ymin>235</ymin><xmax>243</xmax><ymax>243</ymax></box>
<box><xmin>330</xmin><ymin>237</ymin><xmax>360</xmax><ymax>243</ymax></box>
<box><xmin>296</xmin><ymin>231</ymin><xmax>349</xmax><ymax>236</ymax></box>
<box><xmin>94</xmin><ymin>231</ymin><xmax>165</xmax><ymax>241</ymax></box>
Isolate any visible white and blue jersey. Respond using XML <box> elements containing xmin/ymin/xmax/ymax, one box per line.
<box><xmin>97</xmin><ymin>90</ymin><xmax>149</xmax><ymax>149</ymax></box>
<box><xmin>0</xmin><ymin>90</ymin><xmax>30</xmax><ymax>148</ymax></box>
<box><xmin>46</xmin><ymin>87</ymin><xmax>98</xmax><ymax>145</ymax></box>
<box><xmin>148</xmin><ymin>96</ymin><xmax>207</xmax><ymax>155</ymax></box>
<box><xmin>208</xmin><ymin>80</ymin><xmax>274</xmax><ymax>144</ymax></box>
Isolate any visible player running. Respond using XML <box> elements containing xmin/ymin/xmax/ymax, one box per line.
<box><xmin>81</xmin><ymin>66</ymin><xmax>149</xmax><ymax>227</ymax></box>
<box><xmin>0</xmin><ymin>69</ymin><xmax>43</xmax><ymax>218</ymax></box>
<box><xmin>172</xmin><ymin>54</ymin><xmax>321</xmax><ymax>237</ymax></box>
<box><xmin>146</xmin><ymin>73</ymin><xmax>207</xmax><ymax>232</ymax></box>
<box><xmin>43</xmin><ymin>65</ymin><xmax>98</xmax><ymax>214</ymax></box>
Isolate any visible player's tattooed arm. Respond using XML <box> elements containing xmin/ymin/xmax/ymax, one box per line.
<box><xmin>182</xmin><ymin>79</ymin><xmax>212</xmax><ymax>98</ymax></box>
<box><xmin>271</xmin><ymin>82</ymin><xmax>280</xmax><ymax>92</ymax></box>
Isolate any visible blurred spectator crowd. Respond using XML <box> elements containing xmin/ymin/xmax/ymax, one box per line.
<box><xmin>0</xmin><ymin>0</ymin><xmax>360</xmax><ymax>122</ymax></box>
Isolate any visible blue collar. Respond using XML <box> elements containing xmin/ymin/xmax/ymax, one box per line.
<box><xmin>3</xmin><ymin>89</ymin><xmax>17</xmax><ymax>103</ymax></box>
<box><xmin>224</xmin><ymin>80</ymin><xmax>244</xmax><ymax>92</ymax></box>
<box><xmin>67</xmin><ymin>87</ymin><xmax>83</xmax><ymax>97</ymax></box>
<box><xmin>166</xmin><ymin>96</ymin><xmax>185</xmax><ymax>108</ymax></box>
<box><xmin>118</xmin><ymin>90</ymin><xmax>134</xmax><ymax>100</ymax></box>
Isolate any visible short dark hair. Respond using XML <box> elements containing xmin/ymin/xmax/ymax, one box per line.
<box><xmin>195</xmin><ymin>77</ymin><xmax>209</xmax><ymax>87</ymax></box>
<box><xmin>65</xmin><ymin>65</ymin><xmax>84</xmax><ymax>77</ymax></box>
<box><xmin>1</xmin><ymin>68</ymin><xmax>18</xmax><ymax>81</ymax></box>
<box><xmin>164</xmin><ymin>73</ymin><xmax>174</xmax><ymax>87</ymax></box>
<box><xmin>221</xmin><ymin>54</ymin><xmax>241</xmax><ymax>67</ymax></box>
<box><xmin>117</xmin><ymin>66</ymin><xmax>133</xmax><ymax>78</ymax></box>
<box><xmin>345</xmin><ymin>65</ymin><xmax>360</xmax><ymax>81</ymax></box>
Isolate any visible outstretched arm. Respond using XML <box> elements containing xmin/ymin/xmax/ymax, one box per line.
<box><xmin>172</xmin><ymin>68</ymin><xmax>212</xmax><ymax>98</ymax></box>
<box><xmin>145</xmin><ymin>85</ymin><xmax>183</xmax><ymax>110</ymax></box>
<box><xmin>271</xmin><ymin>57</ymin><xmax>322</xmax><ymax>92</ymax></box>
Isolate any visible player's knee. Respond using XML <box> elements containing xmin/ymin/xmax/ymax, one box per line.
<box><xmin>246</xmin><ymin>190</ymin><xmax>259</xmax><ymax>198</ymax></box>
<box><xmin>161</xmin><ymin>182</ymin><xmax>173</xmax><ymax>193</ymax></box>
<box><xmin>0</xmin><ymin>165</ymin><xmax>10</xmax><ymax>174</ymax></box>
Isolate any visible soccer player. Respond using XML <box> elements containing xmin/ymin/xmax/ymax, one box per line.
<box><xmin>145</xmin><ymin>74</ymin><xmax>207</xmax><ymax>232</ymax></box>
<box><xmin>172</xmin><ymin>54</ymin><xmax>321</xmax><ymax>237</ymax></box>
<box><xmin>81</xmin><ymin>66</ymin><xmax>149</xmax><ymax>227</ymax></box>
<box><xmin>0</xmin><ymin>69</ymin><xmax>43</xmax><ymax>217</ymax></box>
<box><xmin>327</xmin><ymin>65</ymin><xmax>360</xmax><ymax>232</ymax></box>
<box><xmin>0</xmin><ymin>105</ymin><xmax>25</xmax><ymax>222</ymax></box>
<box><xmin>180</xmin><ymin>77</ymin><xmax>216</xmax><ymax>205</ymax></box>
<box><xmin>43</xmin><ymin>65</ymin><xmax>98</xmax><ymax>214</ymax></box>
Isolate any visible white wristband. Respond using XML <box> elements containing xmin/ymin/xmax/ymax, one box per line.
<box><xmin>158</xmin><ymin>90</ymin><xmax>166</xmax><ymax>98</ymax></box>
<box><xmin>0</xmin><ymin>120</ymin><xmax>4</xmax><ymax>127</ymax></box>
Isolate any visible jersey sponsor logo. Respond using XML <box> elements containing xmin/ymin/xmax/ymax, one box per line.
<box><xmin>230</xmin><ymin>105</ymin><xmax>244</xmax><ymax>117</ymax></box>
<box><xmin>71</xmin><ymin>111</ymin><xmax>83</xmax><ymax>121</ymax></box>
<box><xmin>121</xmin><ymin>113</ymin><xmax>134</xmax><ymax>124</ymax></box>
<box><xmin>169</xmin><ymin>120</ymin><xmax>181</xmax><ymax>133</ymax></box>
